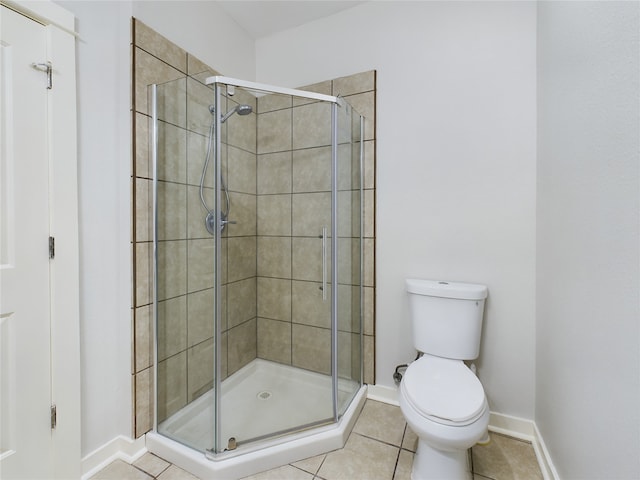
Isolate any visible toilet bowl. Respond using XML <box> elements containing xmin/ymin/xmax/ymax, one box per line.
<box><xmin>399</xmin><ymin>355</ymin><xmax>489</xmax><ymax>480</ymax></box>
<box><xmin>401</xmin><ymin>279</ymin><xmax>489</xmax><ymax>480</ymax></box>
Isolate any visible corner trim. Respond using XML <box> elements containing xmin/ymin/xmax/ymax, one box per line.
<box><xmin>532</xmin><ymin>422</ymin><xmax>561</xmax><ymax>480</ymax></box>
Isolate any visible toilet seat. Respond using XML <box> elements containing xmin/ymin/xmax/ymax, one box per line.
<box><xmin>402</xmin><ymin>356</ymin><xmax>486</xmax><ymax>426</ymax></box>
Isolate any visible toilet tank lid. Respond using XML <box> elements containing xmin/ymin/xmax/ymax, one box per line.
<box><xmin>405</xmin><ymin>279</ymin><xmax>487</xmax><ymax>300</ymax></box>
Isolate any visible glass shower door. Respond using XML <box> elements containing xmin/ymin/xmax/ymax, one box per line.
<box><xmin>152</xmin><ymin>76</ymin><xmax>219</xmax><ymax>453</ymax></box>
<box><xmin>153</xmin><ymin>75</ymin><xmax>363</xmax><ymax>458</ymax></box>
<box><xmin>336</xmin><ymin>102</ymin><xmax>363</xmax><ymax>417</ymax></box>
<box><xmin>215</xmin><ymin>82</ymin><xmax>337</xmax><ymax>451</ymax></box>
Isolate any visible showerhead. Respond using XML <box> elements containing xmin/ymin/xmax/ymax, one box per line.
<box><xmin>220</xmin><ymin>104</ymin><xmax>253</xmax><ymax>123</ymax></box>
<box><xmin>235</xmin><ymin>104</ymin><xmax>253</xmax><ymax>116</ymax></box>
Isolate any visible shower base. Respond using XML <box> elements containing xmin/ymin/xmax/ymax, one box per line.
<box><xmin>147</xmin><ymin>359</ymin><xmax>367</xmax><ymax>479</ymax></box>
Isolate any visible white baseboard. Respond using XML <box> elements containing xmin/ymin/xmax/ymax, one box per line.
<box><xmin>487</xmin><ymin>412</ymin><xmax>559</xmax><ymax>480</ymax></box>
<box><xmin>81</xmin><ymin>435</ymin><xmax>147</xmax><ymax>480</ymax></box>
<box><xmin>533</xmin><ymin>422</ymin><xmax>561</xmax><ymax>480</ymax></box>
<box><xmin>368</xmin><ymin>385</ymin><xmax>558</xmax><ymax>480</ymax></box>
<box><xmin>488</xmin><ymin>411</ymin><xmax>535</xmax><ymax>440</ymax></box>
<box><xmin>80</xmin><ymin>391</ymin><xmax>560</xmax><ymax>480</ymax></box>
<box><xmin>367</xmin><ymin>383</ymin><xmax>399</xmax><ymax>405</ymax></box>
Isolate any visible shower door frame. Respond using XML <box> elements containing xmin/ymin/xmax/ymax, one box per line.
<box><xmin>207</xmin><ymin>76</ymin><xmax>362</xmax><ymax>456</ymax></box>
<box><xmin>151</xmin><ymin>76</ymin><xmax>364</xmax><ymax>459</ymax></box>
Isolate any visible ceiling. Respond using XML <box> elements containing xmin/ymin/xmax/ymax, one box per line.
<box><xmin>216</xmin><ymin>1</ymin><xmax>366</xmax><ymax>39</ymax></box>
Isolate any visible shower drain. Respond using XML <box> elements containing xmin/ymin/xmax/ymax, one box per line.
<box><xmin>256</xmin><ymin>390</ymin><xmax>272</xmax><ymax>400</ymax></box>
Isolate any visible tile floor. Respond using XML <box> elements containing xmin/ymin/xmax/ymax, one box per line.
<box><xmin>91</xmin><ymin>400</ymin><xmax>543</xmax><ymax>480</ymax></box>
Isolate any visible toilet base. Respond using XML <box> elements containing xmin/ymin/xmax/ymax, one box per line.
<box><xmin>412</xmin><ymin>439</ymin><xmax>471</xmax><ymax>480</ymax></box>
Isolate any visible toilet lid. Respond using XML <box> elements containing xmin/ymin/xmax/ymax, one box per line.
<box><xmin>403</xmin><ymin>356</ymin><xmax>486</xmax><ymax>424</ymax></box>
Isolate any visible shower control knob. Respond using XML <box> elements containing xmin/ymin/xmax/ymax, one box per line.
<box><xmin>205</xmin><ymin>212</ymin><xmax>236</xmax><ymax>235</ymax></box>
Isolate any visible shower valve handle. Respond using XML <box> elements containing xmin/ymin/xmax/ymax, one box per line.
<box><xmin>221</xmin><ymin>219</ymin><xmax>237</xmax><ymax>225</ymax></box>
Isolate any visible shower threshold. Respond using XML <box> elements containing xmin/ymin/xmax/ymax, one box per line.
<box><xmin>147</xmin><ymin>359</ymin><xmax>367</xmax><ymax>479</ymax></box>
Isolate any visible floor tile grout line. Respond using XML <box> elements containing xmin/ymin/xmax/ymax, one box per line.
<box><xmin>155</xmin><ymin>455</ymin><xmax>172</xmax><ymax>478</ymax></box>
<box><xmin>315</xmin><ymin>454</ymin><xmax>328</xmax><ymax>477</ymax></box>
<box><xmin>351</xmin><ymin>431</ymin><xmax>405</xmax><ymax>450</ymax></box>
<box><xmin>154</xmin><ymin>463</ymin><xmax>171</xmax><ymax>479</ymax></box>
<box><xmin>489</xmin><ymin>430</ymin><xmax>534</xmax><ymax>445</ymax></box>
<box><xmin>393</xmin><ymin>423</ymin><xmax>408</xmax><ymax>479</ymax></box>
<box><xmin>288</xmin><ymin>452</ymin><xmax>328</xmax><ymax>479</ymax></box>
<box><xmin>399</xmin><ymin>423</ymin><xmax>410</xmax><ymax>453</ymax></box>
<box><xmin>390</xmin><ymin>443</ymin><xmax>402</xmax><ymax>480</ymax></box>
<box><xmin>133</xmin><ymin>452</ymin><xmax>172</xmax><ymax>479</ymax></box>
<box><xmin>130</xmin><ymin>461</ymin><xmax>160</xmax><ymax>479</ymax></box>
<box><xmin>289</xmin><ymin>462</ymin><xmax>317</xmax><ymax>477</ymax></box>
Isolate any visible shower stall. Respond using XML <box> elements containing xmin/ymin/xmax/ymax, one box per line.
<box><xmin>147</xmin><ymin>75</ymin><xmax>365</xmax><ymax>477</ymax></box>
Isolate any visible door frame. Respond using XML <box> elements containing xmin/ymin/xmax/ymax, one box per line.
<box><xmin>1</xmin><ymin>1</ymin><xmax>80</xmax><ymax>477</ymax></box>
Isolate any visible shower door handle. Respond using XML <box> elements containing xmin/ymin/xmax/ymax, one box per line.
<box><xmin>321</xmin><ymin>227</ymin><xmax>327</xmax><ymax>301</ymax></box>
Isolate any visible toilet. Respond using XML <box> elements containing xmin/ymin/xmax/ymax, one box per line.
<box><xmin>399</xmin><ymin>279</ymin><xmax>490</xmax><ymax>480</ymax></box>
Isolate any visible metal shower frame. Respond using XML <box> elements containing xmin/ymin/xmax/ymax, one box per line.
<box><xmin>151</xmin><ymin>75</ymin><xmax>365</xmax><ymax>459</ymax></box>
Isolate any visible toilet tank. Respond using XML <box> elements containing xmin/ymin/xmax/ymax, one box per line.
<box><xmin>405</xmin><ymin>279</ymin><xmax>488</xmax><ymax>360</ymax></box>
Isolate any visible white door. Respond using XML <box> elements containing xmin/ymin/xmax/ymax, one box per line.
<box><xmin>0</xmin><ymin>6</ymin><xmax>54</xmax><ymax>479</ymax></box>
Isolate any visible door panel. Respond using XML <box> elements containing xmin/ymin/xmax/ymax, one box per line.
<box><xmin>0</xmin><ymin>6</ymin><xmax>52</xmax><ymax>479</ymax></box>
<box><xmin>219</xmin><ymin>85</ymin><xmax>336</xmax><ymax>450</ymax></box>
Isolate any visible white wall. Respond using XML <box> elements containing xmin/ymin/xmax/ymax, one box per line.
<box><xmin>257</xmin><ymin>1</ymin><xmax>538</xmax><ymax>419</ymax></box>
<box><xmin>55</xmin><ymin>0</ymin><xmax>256</xmax><ymax>458</ymax></box>
<box><xmin>50</xmin><ymin>0</ymin><xmax>640</xmax><ymax>472</ymax></box>
<box><xmin>131</xmin><ymin>1</ymin><xmax>256</xmax><ymax>80</ymax></box>
<box><xmin>54</xmin><ymin>0</ymin><xmax>133</xmax><ymax>457</ymax></box>
<box><xmin>536</xmin><ymin>2</ymin><xmax>640</xmax><ymax>478</ymax></box>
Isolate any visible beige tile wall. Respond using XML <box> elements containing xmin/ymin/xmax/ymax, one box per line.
<box><xmin>221</xmin><ymin>85</ymin><xmax>259</xmax><ymax>381</ymax></box>
<box><xmin>254</xmin><ymin>74</ymin><xmax>376</xmax><ymax>383</ymax></box>
<box><xmin>133</xmin><ymin>18</ymin><xmax>242</xmax><ymax>435</ymax></box>
<box><xmin>131</xmin><ymin>18</ymin><xmax>376</xmax><ymax>438</ymax></box>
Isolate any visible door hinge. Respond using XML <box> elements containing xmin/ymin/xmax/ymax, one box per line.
<box><xmin>49</xmin><ymin>236</ymin><xmax>55</xmax><ymax>259</ymax></box>
<box><xmin>50</xmin><ymin>404</ymin><xmax>57</xmax><ymax>430</ymax></box>
<box><xmin>31</xmin><ymin>61</ymin><xmax>52</xmax><ymax>89</ymax></box>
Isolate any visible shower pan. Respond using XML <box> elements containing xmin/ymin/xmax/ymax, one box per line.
<box><xmin>147</xmin><ymin>76</ymin><xmax>365</xmax><ymax>478</ymax></box>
